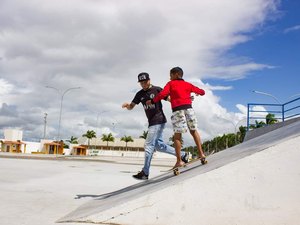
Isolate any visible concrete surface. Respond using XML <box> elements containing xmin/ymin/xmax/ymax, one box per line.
<box><xmin>0</xmin><ymin>155</ymin><xmax>172</xmax><ymax>225</ymax></box>
<box><xmin>1</xmin><ymin>119</ymin><xmax>300</xmax><ymax>225</ymax></box>
<box><xmin>65</xmin><ymin>136</ymin><xmax>300</xmax><ymax>225</ymax></box>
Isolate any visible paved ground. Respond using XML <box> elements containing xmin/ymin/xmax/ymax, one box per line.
<box><xmin>0</xmin><ymin>155</ymin><xmax>172</xmax><ymax>225</ymax></box>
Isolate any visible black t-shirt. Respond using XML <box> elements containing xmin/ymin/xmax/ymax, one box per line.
<box><xmin>132</xmin><ymin>85</ymin><xmax>167</xmax><ymax>127</ymax></box>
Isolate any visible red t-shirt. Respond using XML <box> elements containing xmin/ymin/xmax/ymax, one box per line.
<box><xmin>152</xmin><ymin>79</ymin><xmax>205</xmax><ymax>112</ymax></box>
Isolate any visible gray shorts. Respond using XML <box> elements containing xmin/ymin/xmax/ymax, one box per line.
<box><xmin>171</xmin><ymin>108</ymin><xmax>198</xmax><ymax>133</ymax></box>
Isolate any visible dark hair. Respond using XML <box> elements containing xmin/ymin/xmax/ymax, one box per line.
<box><xmin>170</xmin><ymin>67</ymin><xmax>183</xmax><ymax>77</ymax></box>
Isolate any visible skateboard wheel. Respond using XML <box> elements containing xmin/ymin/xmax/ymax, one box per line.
<box><xmin>173</xmin><ymin>169</ymin><xmax>180</xmax><ymax>175</ymax></box>
<box><xmin>201</xmin><ymin>158</ymin><xmax>207</xmax><ymax>165</ymax></box>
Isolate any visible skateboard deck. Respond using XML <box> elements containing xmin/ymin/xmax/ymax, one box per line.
<box><xmin>173</xmin><ymin>157</ymin><xmax>207</xmax><ymax>175</ymax></box>
<box><xmin>163</xmin><ymin>151</ymin><xmax>214</xmax><ymax>175</ymax></box>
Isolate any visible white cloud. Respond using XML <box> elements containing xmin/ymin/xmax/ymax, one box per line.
<box><xmin>236</xmin><ymin>104</ymin><xmax>248</xmax><ymax>115</ymax></box>
<box><xmin>0</xmin><ymin>0</ymin><xmax>279</xmax><ymax>144</ymax></box>
<box><xmin>284</xmin><ymin>25</ymin><xmax>300</xmax><ymax>33</ymax></box>
<box><xmin>0</xmin><ymin>79</ymin><xmax>14</xmax><ymax>95</ymax></box>
<box><xmin>204</xmin><ymin>82</ymin><xmax>233</xmax><ymax>91</ymax></box>
<box><xmin>202</xmin><ymin>63</ymin><xmax>275</xmax><ymax>80</ymax></box>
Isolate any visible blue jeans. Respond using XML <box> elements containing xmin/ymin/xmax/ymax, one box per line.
<box><xmin>142</xmin><ymin>123</ymin><xmax>185</xmax><ymax>175</ymax></box>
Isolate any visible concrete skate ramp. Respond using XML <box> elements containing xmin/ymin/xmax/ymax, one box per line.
<box><xmin>58</xmin><ymin>120</ymin><xmax>300</xmax><ymax>224</ymax></box>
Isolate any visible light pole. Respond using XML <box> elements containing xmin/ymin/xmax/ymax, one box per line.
<box><xmin>253</xmin><ymin>90</ymin><xmax>300</xmax><ymax>103</ymax></box>
<box><xmin>46</xmin><ymin>86</ymin><xmax>81</xmax><ymax>140</ymax></box>
<box><xmin>43</xmin><ymin>113</ymin><xmax>48</xmax><ymax>139</ymax></box>
<box><xmin>252</xmin><ymin>90</ymin><xmax>281</xmax><ymax>104</ymax></box>
<box><xmin>288</xmin><ymin>93</ymin><xmax>300</xmax><ymax>100</ymax></box>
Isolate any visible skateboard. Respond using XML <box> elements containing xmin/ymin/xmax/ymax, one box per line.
<box><xmin>173</xmin><ymin>157</ymin><xmax>207</xmax><ymax>175</ymax></box>
<box><xmin>164</xmin><ymin>151</ymin><xmax>214</xmax><ymax>176</ymax></box>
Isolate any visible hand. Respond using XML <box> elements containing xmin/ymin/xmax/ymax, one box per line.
<box><xmin>122</xmin><ymin>102</ymin><xmax>135</xmax><ymax>110</ymax></box>
<box><xmin>122</xmin><ymin>103</ymin><xmax>129</xmax><ymax>109</ymax></box>
<box><xmin>146</xmin><ymin>100</ymin><xmax>152</xmax><ymax>105</ymax></box>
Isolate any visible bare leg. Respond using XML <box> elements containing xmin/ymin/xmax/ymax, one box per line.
<box><xmin>190</xmin><ymin>130</ymin><xmax>205</xmax><ymax>158</ymax></box>
<box><xmin>174</xmin><ymin>132</ymin><xmax>184</xmax><ymax>167</ymax></box>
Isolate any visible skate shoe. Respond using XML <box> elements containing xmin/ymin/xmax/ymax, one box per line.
<box><xmin>132</xmin><ymin>170</ymin><xmax>148</xmax><ymax>180</ymax></box>
<box><xmin>181</xmin><ymin>152</ymin><xmax>189</xmax><ymax>164</ymax></box>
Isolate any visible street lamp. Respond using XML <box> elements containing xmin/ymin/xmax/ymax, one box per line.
<box><xmin>43</xmin><ymin>113</ymin><xmax>48</xmax><ymax>139</ymax></box>
<box><xmin>288</xmin><ymin>93</ymin><xmax>300</xmax><ymax>100</ymax></box>
<box><xmin>46</xmin><ymin>86</ymin><xmax>81</xmax><ymax>140</ymax></box>
<box><xmin>252</xmin><ymin>90</ymin><xmax>281</xmax><ymax>104</ymax></box>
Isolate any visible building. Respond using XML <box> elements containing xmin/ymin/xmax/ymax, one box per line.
<box><xmin>69</xmin><ymin>145</ymin><xmax>88</xmax><ymax>155</ymax></box>
<box><xmin>0</xmin><ymin>129</ymin><xmax>27</xmax><ymax>153</ymax></box>
<box><xmin>79</xmin><ymin>137</ymin><xmax>145</xmax><ymax>152</ymax></box>
<box><xmin>0</xmin><ymin>140</ymin><xmax>27</xmax><ymax>153</ymax></box>
<box><xmin>0</xmin><ymin>129</ymin><xmax>146</xmax><ymax>156</ymax></box>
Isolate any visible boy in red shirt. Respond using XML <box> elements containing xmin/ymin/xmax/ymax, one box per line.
<box><xmin>147</xmin><ymin>67</ymin><xmax>206</xmax><ymax>168</ymax></box>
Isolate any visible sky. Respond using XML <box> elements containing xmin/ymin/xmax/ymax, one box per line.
<box><xmin>0</xmin><ymin>0</ymin><xmax>299</xmax><ymax>146</ymax></box>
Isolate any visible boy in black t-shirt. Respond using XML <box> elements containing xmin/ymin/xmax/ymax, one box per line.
<box><xmin>122</xmin><ymin>72</ymin><xmax>188</xmax><ymax>180</ymax></box>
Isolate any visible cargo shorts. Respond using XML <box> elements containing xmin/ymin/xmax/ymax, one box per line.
<box><xmin>171</xmin><ymin>108</ymin><xmax>198</xmax><ymax>133</ymax></box>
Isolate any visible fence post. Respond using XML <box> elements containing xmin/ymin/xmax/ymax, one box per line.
<box><xmin>282</xmin><ymin>104</ymin><xmax>285</xmax><ymax>122</ymax></box>
<box><xmin>247</xmin><ymin>103</ymin><xmax>250</xmax><ymax>131</ymax></box>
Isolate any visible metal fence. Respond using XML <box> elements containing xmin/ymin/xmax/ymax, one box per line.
<box><xmin>247</xmin><ymin>96</ymin><xmax>300</xmax><ymax>130</ymax></box>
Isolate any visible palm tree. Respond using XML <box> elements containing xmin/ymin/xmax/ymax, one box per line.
<box><xmin>266</xmin><ymin>113</ymin><xmax>278</xmax><ymax>125</ymax></box>
<box><xmin>82</xmin><ymin>130</ymin><xmax>96</xmax><ymax>149</ymax></box>
<box><xmin>66</xmin><ymin>136</ymin><xmax>78</xmax><ymax>144</ymax></box>
<box><xmin>139</xmin><ymin>131</ymin><xmax>148</xmax><ymax>139</ymax></box>
<box><xmin>121</xmin><ymin>135</ymin><xmax>134</xmax><ymax>151</ymax></box>
<box><xmin>249</xmin><ymin>113</ymin><xmax>278</xmax><ymax>131</ymax></box>
<box><xmin>237</xmin><ymin>126</ymin><xmax>247</xmax><ymax>143</ymax></box>
<box><xmin>101</xmin><ymin>133</ymin><xmax>115</xmax><ymax>149</ymax></box>
<box><xmin>250</xmin><ymin>120</ymin><xmax>266</xmax><ymax>129</ymax></box>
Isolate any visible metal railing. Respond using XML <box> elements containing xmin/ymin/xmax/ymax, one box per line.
<box><xmin>247</xmin><ymin>96</ymin><xmax>300</xmax><ymax>130</ymax></box>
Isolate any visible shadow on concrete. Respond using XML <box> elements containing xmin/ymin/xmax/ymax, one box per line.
<box><xmin>75</xmin><ymin>160</ymin><xmax>205</xmax><ymax>201</ymax></box>
<box><xmin>58</xmin><ymin>119</ymin><xmax>300</xmax><ymax>223</ymax></box>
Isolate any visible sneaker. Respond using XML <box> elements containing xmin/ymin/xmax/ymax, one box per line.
<box><xmin>132</xmin><ymin>170</ymin><xmax>148</xmax><ymax>180</ymax></box>
<box><xmin>181</xmin><ymin>152</ymin><xmax>189</xmax><ymax>164</ymax></box>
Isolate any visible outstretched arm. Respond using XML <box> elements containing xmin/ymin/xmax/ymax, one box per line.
<box><xmin>152</xmin><ymin>82</ymin><xmax>171</xmax><ymax>103</ymax></box>
<box><xmin>122</xmin><ymin>102</ymin><xmax>136</xmax><ymax>110</ymax></box>
<box><xmin>191</xmin><ymin>85</ymin><xmax>205</xmax><ymax>96</ymax></box>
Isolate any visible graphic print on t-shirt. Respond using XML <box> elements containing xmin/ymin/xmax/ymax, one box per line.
<box><xmin>132</xmin><ymin>86</ymin><xmax>167</xmax><ymax>126</ymax></box>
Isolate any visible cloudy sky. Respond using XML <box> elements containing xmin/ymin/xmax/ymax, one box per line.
<box><xmin>0</xmin><ymin>0</ymin><xmax>299</xmax><ymax>146</ymax></box>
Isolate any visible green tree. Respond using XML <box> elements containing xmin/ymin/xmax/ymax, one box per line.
<box><xmin>101</xmin><ymin>133</ymin><xmax>115</xmax><ymax>148</ymax></box>
<box><xmin>121</xmin><ymin>135</ymin><xmax>134</xmax><ymax>151</ymax></box>
<box><xmin>226</xmin><ymin>133</ymin><xmax>236</xmax><ymax>148</ymax></box>
<box><xmin>139</xmin><ymin>131</ymin><xmax>148</xmax><ymax>139</ymax></box>
<box><xmin>82</xmin><ymin>130</ymin><xmax>96</xmax><ymax>149</ymax></box>
<box><xmin>237</xmin><ymin>126</ymin><xmax>247</xmax><ymax>143</ymax></box>
<box><xmin>66</xmin><ymin>136</ymin><xmax>78</xmax><ymax>144</ymax></box>
<box><xmin>250</xmin><ymin>120</ymin><xmax>266</xmax><ymax>129</ymax></box>
<box><xmin>266</xmin><ymin>113</ymin><xmax>278</xmax><ymax>125</ymax></box>
<box><xmin>250</xmin><ymin>113</ymin><xmax>278</xmax><ymax>130</ymax></box>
